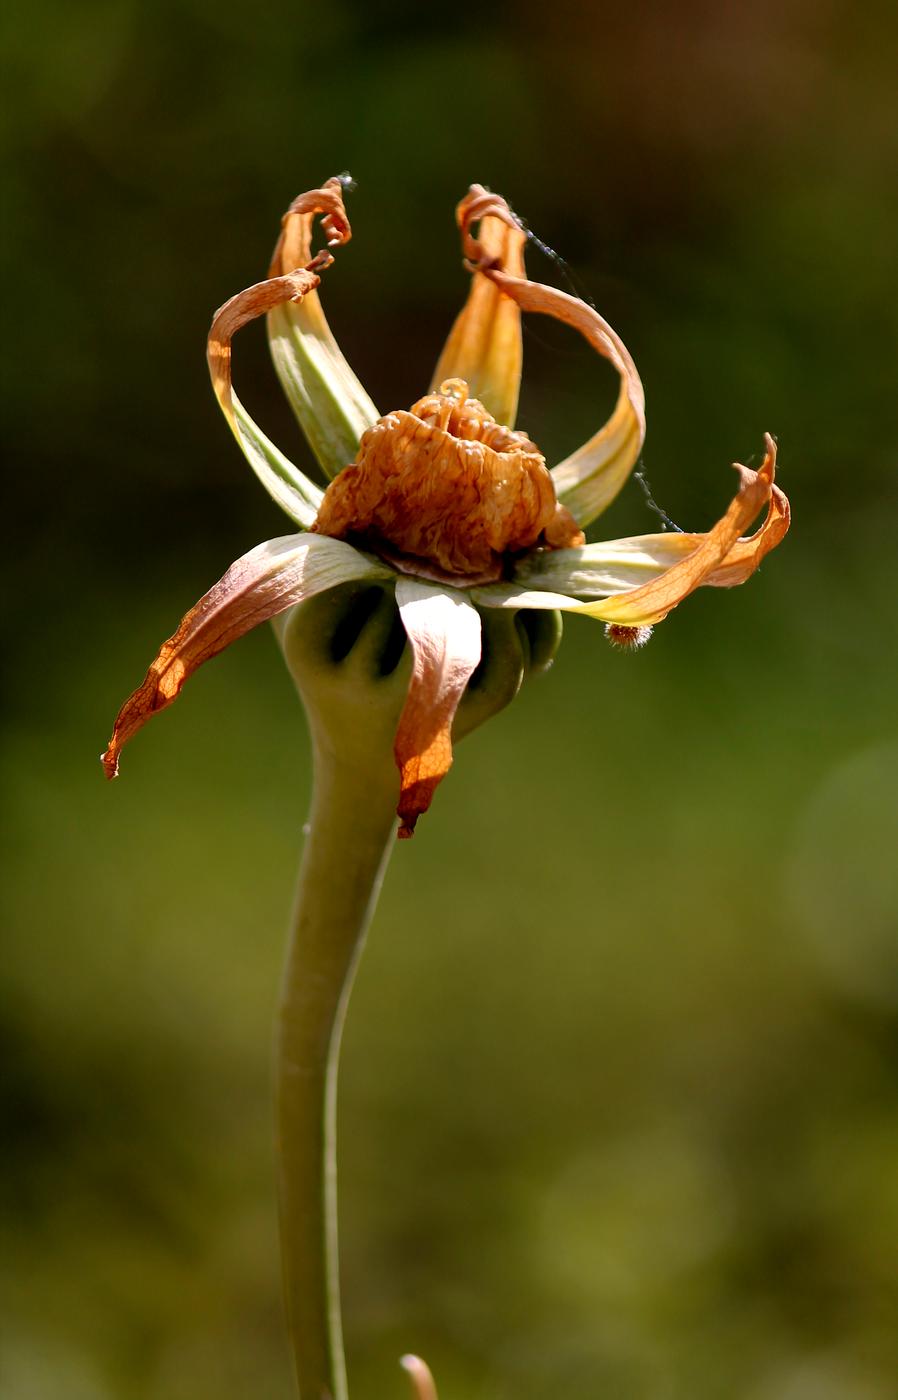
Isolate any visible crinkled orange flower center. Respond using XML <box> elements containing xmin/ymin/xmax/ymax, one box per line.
<box><xmin>313</xmin><ymin>378</ymin><xmax>583</xmax><ymax>585</ymax></box>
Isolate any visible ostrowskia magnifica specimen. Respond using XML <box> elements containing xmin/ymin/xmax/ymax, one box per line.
<box><xmin>103</xmin><ymin>178</ymin><xmax>788</xmax><ymax>836</ymax></box>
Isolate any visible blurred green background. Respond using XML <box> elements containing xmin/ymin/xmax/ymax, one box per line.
<box><xmin>3</xmin><ymin>2</ymin><xmax>897</xmax><ymax>1396</ymax></box>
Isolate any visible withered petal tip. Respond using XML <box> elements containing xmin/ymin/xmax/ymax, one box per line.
<box><xmin>100</xmin><ymin>748</ymin><xmax>120</xmax><ymax>780</ymax></box>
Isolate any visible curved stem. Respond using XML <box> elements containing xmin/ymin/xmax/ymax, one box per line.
<box><xmin>275</xmin><ymin>741</ymin><xmax>397</xmax><ymax>1399</ymax></box>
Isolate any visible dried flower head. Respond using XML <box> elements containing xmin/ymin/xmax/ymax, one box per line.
<box><xmin>103</xmin><ymin>177</ymin><xmax>789</xmax><ymax>836</ymax></box>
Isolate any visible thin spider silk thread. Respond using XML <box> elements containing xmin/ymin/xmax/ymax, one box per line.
<box><xmin>520</xmin><ymin>218</ymin><xmax>683</xmax><ymax>533</ymax></box>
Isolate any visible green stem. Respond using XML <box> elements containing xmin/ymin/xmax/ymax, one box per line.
<box><xmin>275</xmin><ymin>740</ymin><xmax>397</xmax><ymax>1400</ymax></box>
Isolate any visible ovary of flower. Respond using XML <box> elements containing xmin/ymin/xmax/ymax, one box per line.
<box><xmin>102</xmin><ymin>177</ymin><xmax>790</xmax><ymax>837</ymax></box>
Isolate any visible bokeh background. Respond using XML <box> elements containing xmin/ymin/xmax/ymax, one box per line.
<box><xmin>4</xmin><ymin>2</ymin><xmax>898</xmax><ymax>1397</ymax></box>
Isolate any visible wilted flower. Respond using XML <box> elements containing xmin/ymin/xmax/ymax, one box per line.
<box><xmin>102</xmin><ymin>178</ymin><xmax>789</xmax><ymax>836</ymax></box>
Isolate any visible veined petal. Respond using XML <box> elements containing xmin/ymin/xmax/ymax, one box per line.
<box><xmin>208</xmin><ymin>262</ymin><xmax>329</xmax><ymax>527</ymax></box>
<box><xmin>697</xmin><ymin>466</ymin><xmax>791</xmax><ymax>586</ymax></box>
<box><xmin>267</xmin><ymin>179</ymin><xmax>379</xmax><ymax>478</ymax></box>
<box><xmin>102</xmin><ymin>535</ymin><xmax>388</xmax><ymax>778</ymax></box>
<box><xmin>393</xmin><ymin>579</ymin><xmax>482</xmax><ymax>839</ymax></box>
<box><xmin>514</xmin><ymin>453</ymin><xmax>790</xmax><ymax>596</ymax></box>
<box><xmin>475</xmin><ymin>437</ymin><xmax>785</xmax><ymax>627</ymax></box>
<box><xmin>431</xmin><ymin>186</ymin><xmax>527</xmax><ymax>428</ymax></box>
<box><xmin>457</xmin><ymin>209</ymin><xmax>646</xmax><ymax>527</ymax></box>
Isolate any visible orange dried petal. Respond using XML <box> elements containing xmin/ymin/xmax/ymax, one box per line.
<box><xmin>102</xmin><ymin>536</ymin><xmax>383</xmax><ymax>778</ymax></box>
<box><xmin>431</xmin><ymin>186</ymin><xmax>527</xmax><ymax>427</ymax></box>
<box><xmin>393</xmin><ymin>581</ymin><xmax>482</xmax><ymax>838</ymax></box>
<box><xmin>314</xmin><ymin>380</ymin><xmax>561</xmax><ymax>583</ymax></box>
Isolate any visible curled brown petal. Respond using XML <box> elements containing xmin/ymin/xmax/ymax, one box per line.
<box><xmin>101</xmin><ymin>536</ymin><xmax>384</xmax><ymax>779</ymax></box>
<box><xmin>207</xmin><ymin>263</ymin><xmax>328</xmax><ymax>432</ymax></box>
<box><xmin>514</xmin><ymin>454</ymin><xmax>789</xmax><ymax>598</ymax></box>
<box><xmin>208</xmin><ymin>177</ymin><xmax>352</xmax><ymax>441</ymax></box>
<box><xmin>479</xmin><ymin>437</ymin><xmax>787</xmax><ymax>626</ymax></box>
<box><xmin>269</xmin><ymin>176</ymin><xmax>353</xmax><ymax>279</ymax></box>
<box><xmin>393</xmin><ymin>580</ymin><xmax>482</xmax><ymax>838</ymax></box>
<box><xmin>619</xmin><ymin>441</ymin><xmax>789</xmax><ymax>592</ymax></box>
<box><xmin>704</xmin><ymin>461</ymin><xmax>790</xmax><ymax>586</ymax></box>
<box><xmin>455</xmin><ymin>183</ymin><xmax>525</xmax><ymax>266</ymax></box>
<box><xmin>591</xmin><ymin>434</ymin><xmax>782</xmax><ymax>625</ymax></box>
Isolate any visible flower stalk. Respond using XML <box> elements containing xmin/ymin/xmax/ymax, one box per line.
<box><xmin>271</xmin><ymin>574</ymin><xmax>542</xmax><ymax>1396</ymax></box>
<box><xmin>274</xmin><ymin>584</ymin><xmax>408</xmax><ymax>1398</ymax></box>
<box><xmin>276</xmin><ymin>739</ymin><xmax>397</xmax><ymax>1400</ymax></box>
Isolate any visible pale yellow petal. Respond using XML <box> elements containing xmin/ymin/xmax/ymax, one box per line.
<box><xmin>207</xmin><ymin>260</ymin><xmax>330</xmax><ymax>525</ymax></box>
